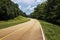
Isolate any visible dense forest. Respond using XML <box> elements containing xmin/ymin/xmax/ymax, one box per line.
<box><xmin>30</xmin><ymin>0</ymin><xmax>60</xmax><ymax>25</ymax></box>
<box><xmin>0</xmin><ymin>0</ymin><xmax>26</xmax><ymax>20</ymax></box>
<box><xmin>0</xmin><ymin>0</ymin><xmax>60</xmax><ymax>25</ymax></box>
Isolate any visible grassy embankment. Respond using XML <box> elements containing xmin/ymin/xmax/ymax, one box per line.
<box><xmin>40</xmin><ymin>20</ymin><xmax>60</xmax><ymax>40</ymax></box>
<box><xmin>0</xmin><ymin>16</ymin><xmax>29</xmax><ymax>29</ymax></box>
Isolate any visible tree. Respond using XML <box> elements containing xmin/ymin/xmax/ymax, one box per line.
<box><xmin>0</xmin><ymin>0</ymin><xmax>26</xmax><ymax>20</ymax></box>
<box><xmin>30</xmin><ymin>0</ymin><xmax>60</xmax><ymax>25</ymax></box>
<box><xmin>30</xmin><ymin>2</ymin><xmax>47</xmax><ymax>20</ymax></box>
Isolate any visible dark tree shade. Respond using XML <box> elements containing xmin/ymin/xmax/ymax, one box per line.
<box><xmin>0</xmin><ymin>0</ymin><xmax>26</xmax><ymax>20</ymax></box>
<box><xmin>30</xmin><ymin>0</ymin><xmax>60</xmax><ymax>25</ymax></box>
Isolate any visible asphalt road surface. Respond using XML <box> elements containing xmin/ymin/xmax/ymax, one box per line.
<box><xmin>0</xmin><ymin>19</ymin><xmax>43</xmax><ymax>40</ymax></box>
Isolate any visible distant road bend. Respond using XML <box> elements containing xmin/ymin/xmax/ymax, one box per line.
<box><xmin>0</xmin><ymin>19</ymin><xmax>44</xmax><ymax>40</ymax></box>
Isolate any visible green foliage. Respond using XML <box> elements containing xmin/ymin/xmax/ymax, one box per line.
<box><xmin>30</xmin><ymin>2</ymin><xmax>47</xmax><ymax>19</ymax></box>
<box><xmin>40</xmin><ymin>20</ymin><xmax>60</xmax><ymax>40</ymax></box>
<box><xmin>0</xmin><ymin>0</ymin><xmax>26</xmax><ymax>20</ymax></box>
<box><xmin>30</xmin><ymin>0</ymin><xmax>60</xmax><ymax>25</ymax></box>
<box><xmin>0</xmin><ymin>16</ymin><xmax>29</xmax><ymax>29</ymax></box>
<box><xmin>46</xmin><ymin>0</ymin><xmax>60</xmax><ymax>21</ymax></box>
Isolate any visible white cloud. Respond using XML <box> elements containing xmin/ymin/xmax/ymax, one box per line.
<box><xmin>36</xmin><ymin>0</ymin><xmax>45</xmax><ymax>3</ymax></box>
<box><xmin>11</xmin><ymin>0</ymin><xmax>46</xmax><ymax>15</ymax></box>
<box><xmin>11</xmin><ymin>0</ymin><xmax>35</xmax><ymax>4</ymax></box>
<box><xmin>11</xmin><ymin>0</ymin><xmax>19</xmax><ymax>3</ymax></box>
<box><xmin>26</xmin><ymin>6</ymin><xmax>31</xmax><ymax>10</ymax></box>
<box><xmin>23</xmin><ymin>5</ymin><xmax>31</xmax><ymax>11</ymax></box>
<box><xmin>30</xmin><ymin>6</ymin><xmax>36</xmax><ymax>11</ymax></box>
<box><xmin>19</xmin><ymin>5</ymin><xmax>21</xmax><ymax>9</ymax></box>
<box><xmin>21</xmin><ymin>0</ymin><xmax>34</xmax><ymax>4</ymax></box>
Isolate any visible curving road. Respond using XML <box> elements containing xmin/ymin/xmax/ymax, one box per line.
<box><xmin>0</xmin><ymin>19</ymin><xmax>43</xmax><ymax>40</ymax></box>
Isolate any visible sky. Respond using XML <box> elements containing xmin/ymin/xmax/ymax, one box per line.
<box><xmin>11</xmin><ymin>0</ymin><xmax>46</xmax><ymax>15</ymax></box>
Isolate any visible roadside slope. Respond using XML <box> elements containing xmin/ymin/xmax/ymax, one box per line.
<box><xmin>0</xmin><ymin>16</ymin><xmax>29</xmax><ymax>29</ymax></box>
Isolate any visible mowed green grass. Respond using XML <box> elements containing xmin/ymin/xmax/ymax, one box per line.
<box><xmin>39</xmin><ymin>20</ymin><xmax>60</xmax><ymax>40</ymax></box>
<box><xmin>0</xmin><ymin>16</ymin><xmax>29</xmax><ymax>29</ymax></box>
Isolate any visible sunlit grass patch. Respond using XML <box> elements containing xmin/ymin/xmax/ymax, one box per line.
<box><xmin>0</xmin><ymin>16</ymin><xmax>29</xmax><ymax>29</ymax></box>
<box><xmin>40</xmin><ymin>20</ymin><xmax>60</xmax><ymax>40</ymax></box>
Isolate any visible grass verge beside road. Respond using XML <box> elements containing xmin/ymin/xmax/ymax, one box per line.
<box><xmin>0</xmin><ymin>16</ymin><xmax>29</xmax><ymax>29</ymax></box>
<box><xmin>39</xmin><ymin>20</ymin><xmax>60</xmax><ymax>40</ymax></box>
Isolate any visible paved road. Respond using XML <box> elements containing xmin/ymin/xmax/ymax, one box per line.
<box><xmin>0</xmin><ymin>19</ymin><xmax>43</xmax><ymax>40</ymax></box>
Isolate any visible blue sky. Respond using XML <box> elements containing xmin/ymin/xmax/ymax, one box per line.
<box><xmin>11</xmin><ymin>0</ymin><xmax>46</xmax><ymax>15</ymax></box>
